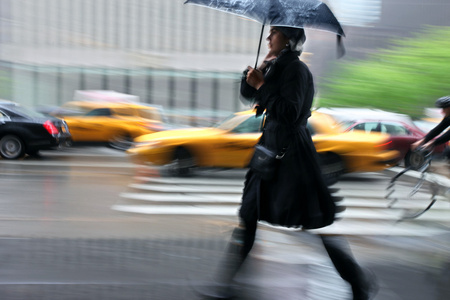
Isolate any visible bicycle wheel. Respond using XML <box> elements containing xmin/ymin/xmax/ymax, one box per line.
<box><xmin>385</xmin><ymin>150</ymin><xmax>439</xmax><ymax>220</ymax></box>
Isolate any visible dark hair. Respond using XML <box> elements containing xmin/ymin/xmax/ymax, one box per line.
<box><xmin>435</xmin><ymin>96</ymin><xmax>450</xmax><ymax>108</ymax></box>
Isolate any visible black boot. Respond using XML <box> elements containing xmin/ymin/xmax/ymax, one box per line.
<box><xmin>193</xmin><ymin>227</ymin><xmax>248</xmax><ymax>299</ymax></box>
<box><xmin>351</xmin><ymin>268</ymin><xmax>379</xmax><ymax>300</ymax></box>
<box><xmin>320</xmin><ymin>235</ymin><xmax>379</xmax><ymax>300</ymax></box>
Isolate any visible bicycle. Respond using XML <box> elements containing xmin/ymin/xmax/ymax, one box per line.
<box><xmin>385</xmin><ymin>147</ymin><xmax>447</xmax><ymax>221</ymax></box>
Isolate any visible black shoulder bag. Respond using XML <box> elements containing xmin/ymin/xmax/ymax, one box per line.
<box><xmin>249</xmin><ymin>144</ymin><xmax>287</xmax><ymax>181</ymax></box>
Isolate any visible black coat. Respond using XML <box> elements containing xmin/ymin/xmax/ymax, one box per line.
<box><xmin>423</xmin><ymin>115</ymin><xmax>450</xmax><ymax>146</ymax></box>
<box><xmin>240</xmin><ymin>49</ymin><xmax>336</xmax><ymax>229</ymax></box>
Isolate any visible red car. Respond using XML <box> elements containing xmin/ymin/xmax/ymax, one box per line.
<box><xmin>315</xmin><ymin>108</ymin><xmax>448</xmax><ymax>168</ymax></box>
<box><xmin>342</xmin><ymin>119</ymin><xmax>447</xmax><ymax>167</ymax></box>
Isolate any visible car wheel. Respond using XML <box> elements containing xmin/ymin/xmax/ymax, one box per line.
<box><xmin>0</xmin><ymin>135</ymin><xmax>25</xmax><ymax>159</ymax></box>
<box><xmin>319</xmin><ymin>153</ymin><xmax>345</xmax><ymax>185</ymax></box>
<box><xmin>168</xmin><ymin>147</ymin><xmax>196</xmax><ymax>177</ymax></box>
<box><xmin>109</xmin><ymin>133</ymin><xmax>133</xmax><ymax>151</ymax></box>
<box><xmin>405</xmin><ymin>150</ymin><xmax>429</xmax><ymax>170</ymax></box>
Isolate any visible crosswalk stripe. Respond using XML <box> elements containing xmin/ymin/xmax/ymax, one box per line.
<box><xmin>128</xmin><ymin>183</ymin><xmax>243</xmax><ymax>193</ymax></box>
<box><xmin>344</xmin><ymin>197</ymin><xmax>450</xmax><ymax>209</ymax></box>
<box><xmin>112</xmin><ymin>204</ymin><xmax>240</xmax><ymax>215</ymax></box>
<box><xmin>309</xmin><ymin>220</ymin><xmax>448</xmax><ymax>236</ymax></box>
<box><xmin>120</xmin><ymin>192</ymin><xmax>241</xmax><ymax>203</ymax></box>
<box><xmin>133</xmin><ymin>176</ymin><xmax>244</xmax><ymax>186</ymax></box>
<box><xmin>339</xmin><ymin>207</ymin><xmax>449</xmax><ymax>221</ymax></box>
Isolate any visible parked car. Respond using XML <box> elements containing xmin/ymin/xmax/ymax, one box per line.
<box><xmin>50</xmin><ymin>101</ymin><xmax>167</xmax><ymax>150</ymax></box>
<box><xmin>127</xmin><ymin>110</ymin><xmax>399</xmax><ymax>181</ymax></box>
<box><xmin>0</xmin><ymin>100</ymin><xmax>71</xmax><ymax>159</ymax></box>
<box><xmin>316</xmin><ymin>107</ymin><xmax>448</xmax><ymax>167</ymax></box>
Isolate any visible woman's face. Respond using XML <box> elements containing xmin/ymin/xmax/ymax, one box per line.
<box><xmin>443</xmin><ymin>107</ymin><xmax>450</xmax><ymax>118</ymax></box>
<box><xmin>267</xmin><ymin>27</ymin><xmax>289</xmax><ymax>56</ymax></box>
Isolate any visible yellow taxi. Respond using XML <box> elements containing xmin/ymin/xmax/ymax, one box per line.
<box><xmin>127</xmin><ymin>110</ymin><xmax>399</xmax><ymax>180</ymax></box>
<box><xmin>51</xmin><ymin>101</ymin><xmax>166</xmax><ymax>150</ymax></box>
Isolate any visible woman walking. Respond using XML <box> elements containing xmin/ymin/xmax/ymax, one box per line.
<box><xmin>196</xmin><ymin>26</ymin><xmax>377</xmax><ymax>300</ymax></box>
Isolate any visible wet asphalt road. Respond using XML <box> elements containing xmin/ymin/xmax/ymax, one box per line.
<box><xmin>0</xmin><ymin>147</ymin><xmax>449</xmax><ymax>299</ymax></box>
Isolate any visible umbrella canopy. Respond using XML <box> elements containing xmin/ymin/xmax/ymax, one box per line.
<box><xmin>184</xmin><ymin>0</ymin><xmax>345</xmax><ymax>37</ymax></box>
<box><xmin>185</xmin><ymin>0</ymin><xmax>346</xmax><ymax>63</ymax></box>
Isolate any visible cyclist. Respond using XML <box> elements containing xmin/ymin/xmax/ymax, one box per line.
<box><xmin>411</xmin><ymin>96</ymin><xmax>450</xmax><ymax>153</ymax></box>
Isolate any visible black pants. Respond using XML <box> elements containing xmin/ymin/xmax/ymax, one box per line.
<box><xmin>238</xmin><ymin>172</ymin><xmax>364</xmax><ymax>288</ymax></box>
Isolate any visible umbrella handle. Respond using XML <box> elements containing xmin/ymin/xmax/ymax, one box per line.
<box><xmin>254</xmin><ymin>24</ymin><xmax>265</xmax><ymax>69</ymax></box>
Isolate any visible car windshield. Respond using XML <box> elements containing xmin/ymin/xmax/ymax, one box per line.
<box><xmin>214</xmin><ymin>114</ymin><xmax>262</xmax><ymax>133</ymax></box>
<box><xmin>337</xmin><ymin>121</ymin><xmax>353</xmax><ymax>131</ymax></box>
<box><xmin>137</xmin><ymin>109</ymin><xmax>163</xmax><ymax>121</ymax></box>
<box><xmin>214</xmin><ymin>114</ymin><xmax>247</xmax><ymax>130</ymax></box>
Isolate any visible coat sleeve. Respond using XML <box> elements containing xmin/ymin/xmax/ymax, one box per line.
<box><xmin>423</xmin><ymin>116</ymin><xmax>450</xmax><ymax>145</ymax></box>
<box><xmin>240</xmin><ymin>70</ymin><xmax>257</xmax><ymax>104</ymax></box>
<box><xmin>433</xmin><ymin>129</ymin><xmax>450</xmax><ymax>146</ymax></box>
<box><xmin>254</xmin><ymin>62</ymin><xmax>310</xmax><ymax>125</ymax></box>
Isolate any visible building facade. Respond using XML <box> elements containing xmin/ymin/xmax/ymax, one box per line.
<box><xmin>0</xmin><ymin>0</ymin><xmax>448</xmax><ymax>113</ymax></box>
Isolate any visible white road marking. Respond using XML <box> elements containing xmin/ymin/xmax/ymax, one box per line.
<box><xmin>112</xmin><ymin>204</ymin><xmax>239</xmax><ymax>216</ymax></box>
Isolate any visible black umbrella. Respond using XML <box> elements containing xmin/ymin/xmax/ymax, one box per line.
<box><xmin>184</xmin><ymin>0</ymin><xmax>346</xmax><ymax>66</ymax></box>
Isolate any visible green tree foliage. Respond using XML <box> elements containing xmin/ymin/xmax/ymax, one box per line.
<box><xmin>318</xmin><ymin>26</ymin><xmax>450</xmax><ymax>119</ymax></box>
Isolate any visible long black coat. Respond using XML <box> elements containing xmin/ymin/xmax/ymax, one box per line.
<box><xmin>240</xmin><ymin>49</ymin><xmax>336</xmax><ymax>229</ymax></box>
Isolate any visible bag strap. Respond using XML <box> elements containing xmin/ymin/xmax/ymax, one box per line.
<box><xmin>259</xmin><ymin>125</ymin><xmax>289</xmax><ymax>159</ymax></box>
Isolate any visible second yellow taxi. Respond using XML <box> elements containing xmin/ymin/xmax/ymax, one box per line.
<box><xmin>127</xmin><ymin>110</ymin><xmax>399</xmax><ymax>181</ymax></box>
<box><xmin>51</xmin><ymin>100</ymin><xmax>166</xmax><ymax>150</ymax></box>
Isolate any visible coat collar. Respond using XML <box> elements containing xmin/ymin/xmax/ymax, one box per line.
<box><xmin>264</xmin><ymin>50</ymin><xmax>300</xmax><ymax>71</ymax></box>
<box><xmin>263</xmin><ymin>50</ymin><xmax>300</xmax><ymax>80</ymax></box>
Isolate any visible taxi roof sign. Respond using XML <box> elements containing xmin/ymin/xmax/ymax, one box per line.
<box><xmin>73</xmin><ymin>90</ymin><xmax>140</xmax><ymax>103</ymax></box>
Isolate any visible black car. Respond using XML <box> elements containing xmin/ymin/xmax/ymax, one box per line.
<box><xmin>0</xmin><ymin>100</ymin><xmax>71</xmax><ymax>159</ymax></box>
